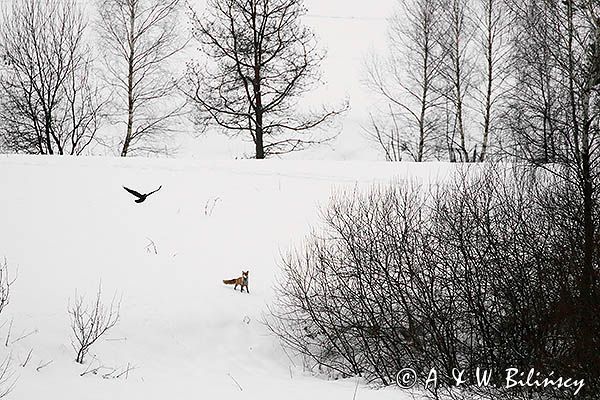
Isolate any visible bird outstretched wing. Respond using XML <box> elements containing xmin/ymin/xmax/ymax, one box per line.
<box><xmin>147</xmin><ymin>185</ymin><xmax>162</xmax><ymax>196</ymax></box>
<box><xmin>123</xmin><ymin>186</ymin><xmax>144</xmax><ymax>199</ymax></box>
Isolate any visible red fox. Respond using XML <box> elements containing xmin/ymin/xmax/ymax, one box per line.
<box><xmin>223</xmin><ymin>271</ymin><xmax>249</xmax><ymax>293</ymax></box>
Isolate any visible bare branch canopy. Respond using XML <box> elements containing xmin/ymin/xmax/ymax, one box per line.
<box><xmin>187</xmin><ymin>0</ymin><xmax>348</xmax><ymax>159</ymax></box>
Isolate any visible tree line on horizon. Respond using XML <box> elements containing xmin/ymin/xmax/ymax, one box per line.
<box><xmin>0</xmin><ymin>0</ymin><xmax>597</xmax><ymax>164</ymax></box>
<box><xmin>367</xmin><ymin>0</ymin><xmax>600</xmax><ymax>166</ymax></box>
<box><xmin>0</xmin><ymin>0</ymin><xmax>348</xmax><ymax>159</ymax></box>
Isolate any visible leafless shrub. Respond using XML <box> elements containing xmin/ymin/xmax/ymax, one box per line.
<box><xmin>21</xmin><ymin>348</ymin><xmax>32</xmax><ymax>368</ymax></box>
<box><xmin>7</xmin><ymin>327</ymin><xmax>37</xmax><ymax>346</ymax></box>
<box><xmin>36</xmin><ymin>359</ymin><xmax>53</xmax><ymax>372</ymax></box>
<box><xmin>102</xmin><ymin>363</ymin><xmax>135</xmax><ymax>379</ymax></box>
<box><xmin>0</xmin><ymin>259</ymin><xmax>12</xmax><ymax>317</ymax></box>
<box><xmin>145</xmin><ymin>238</ymin><xmax>158</xmax><ymax>255</ymax></box>
<box><xmin>363</xmin><ymin>110</ymin><xmax>406</xmax><ymax>162</ymax></box>
<box><xmin>266</xmin><ymin>164</ymin><xmax>599</xmax><ymax>398</ymax></box>
<box><xmin>204</xmin><ymin>197</ymin><xmax>220</xmax><ymax>216</ymax></box>
<box><xmin>0</xmin><ymin>355</ymin><xmax>15</xmax><ymax>398</ymax></box>
<box><xmin>69</xmin><ymin>285</ymin><xmax>121</xmax><ymax>364</ymax></box>
<box><xmin>80</xmin><ymin>358</ymin><xmax>135</xmax><ymax>379</ymax></box>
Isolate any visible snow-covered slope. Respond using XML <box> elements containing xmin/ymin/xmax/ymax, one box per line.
<box><xmin>0</xmin><ymin>156</ymin><xmax>452</xmax><ymax>399</ymax></box>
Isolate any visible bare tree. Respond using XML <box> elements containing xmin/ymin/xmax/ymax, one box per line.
<box><xmin>474</xmin><ymin>0</ymin><xmax>511</xmax><ymax>161</ymax></box>
<box><xmin>0</xmin><ymin>0</ymin><xmax>104</xmax><ymax>155</ymax></box>
<box><xmin>69</xmin><ymin>285</ymin><xmax>120</xmax><ymax>364</ymax></box>
<box><xmin>438</xmin><ymin>0</ymin><xmax>478</xmax><ymax>162</ymax></box>
<box><xmin>187</xmin><ymin>0</ymin><xmax>347</xmax><ymax>159</ymax></box>
<box><xmin>504</xmin><ymin>0</ymin><xmax>566</xmax><ymax>163</ymax></box>
<box><xmin>96</xmin><ymin>0</ymin><xmax>185</xmax><ymax>157</ymax></box>
<box><xmin>505</xmin><ymin>0</ymin><xmax>600</xmax><ymax>381</ymax></box>
<box><xmin>365</xmin><ymin>0</ymin><xmax>444</xmax><ymax>162</ymax></box>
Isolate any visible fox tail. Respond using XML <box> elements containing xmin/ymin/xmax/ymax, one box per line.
<box><xmin>223</xmin><ymin>279</ymin><xmax>236</xmax><ymax>285</ymax></box>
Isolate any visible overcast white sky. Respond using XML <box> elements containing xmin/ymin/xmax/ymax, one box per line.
<box><xmin>179</xmin><ymin>0</ymin><xmax>398</xmax><ymax>160</ymax></box>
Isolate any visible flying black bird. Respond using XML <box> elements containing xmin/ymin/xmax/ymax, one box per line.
<box><xmin>123</xmin><ymin>185</ymin><xmax>162</xmax><ymax>203</ymax></box>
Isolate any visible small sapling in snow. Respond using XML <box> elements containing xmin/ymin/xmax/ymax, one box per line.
<box><xmin>69</xmin><ymin>285</ymin><xmax>121</xmax><ymax>364</ymax></box>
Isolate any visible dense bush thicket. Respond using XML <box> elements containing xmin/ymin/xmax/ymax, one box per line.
<box><xmin>266</xmin><ymin>165</ymin><xmax>600</xmax><ymax>399</ymax></box>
